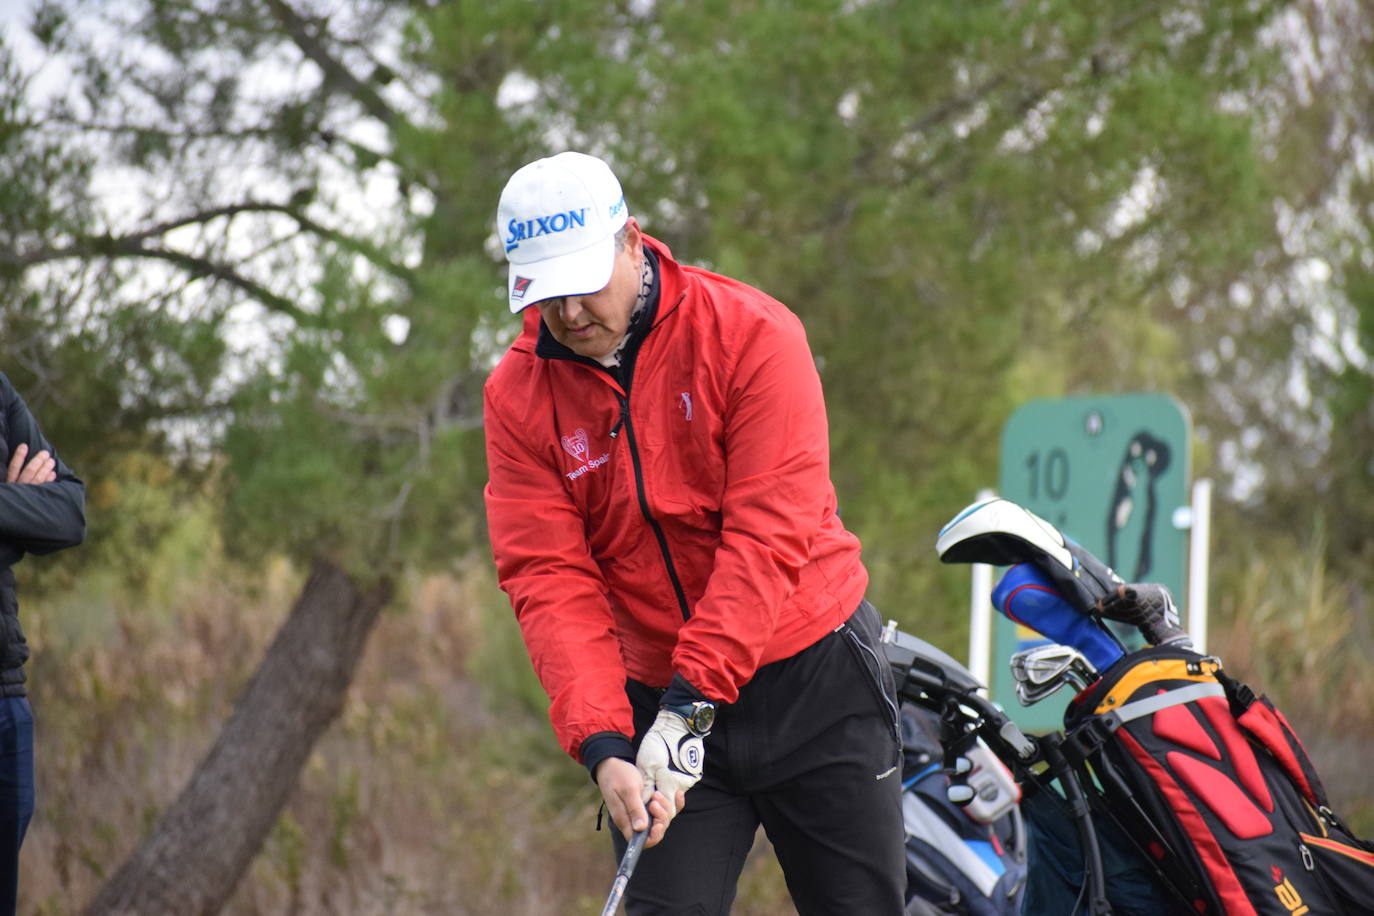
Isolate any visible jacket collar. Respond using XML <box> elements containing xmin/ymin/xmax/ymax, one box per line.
<box><xmin>532</xmin><ymin>241</ymin><xmax>672</xmax><ymax>383</ymax></box>
<box><xmin>508</xmin><ymin>233</ymin><xmax>685</xmax><ymax>363</ymax></box>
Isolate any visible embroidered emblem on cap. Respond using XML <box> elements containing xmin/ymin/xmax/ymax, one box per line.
<box><xmin>512</xmin><ymin>276</ymin><xmax>533</xmax><ymax>300</ymax></box>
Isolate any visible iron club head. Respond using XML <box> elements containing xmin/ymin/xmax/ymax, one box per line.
<box><xmin>1009</xmin><ymin>643</ymin><xmax>1099</xmax><ymax>706</ymax></box>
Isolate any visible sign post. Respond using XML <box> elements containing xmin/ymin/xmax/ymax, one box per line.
<box><xmin>991</xmin><ymin>393</ymin><xmax>1192</xmax><ymax>732</ymax></box>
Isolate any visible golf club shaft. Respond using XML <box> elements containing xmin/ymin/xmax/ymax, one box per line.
<box><xmin>600</xmin><ymin>826</ymin><xmax>649</xmax><ymax>916</ymax></box>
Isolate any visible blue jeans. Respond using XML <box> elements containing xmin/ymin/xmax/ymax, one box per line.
<box><xmin>0</xmin><ymin>697</ymin><xmax>34</xmax><ymax>916</ymax></box>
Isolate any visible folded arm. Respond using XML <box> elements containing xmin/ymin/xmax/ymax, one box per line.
<box><xmin>0</xmin><ymin>376</ymin><xmax>85</xmax><ymax>556</ymax></box>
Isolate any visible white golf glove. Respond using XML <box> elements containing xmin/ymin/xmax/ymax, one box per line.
<box><xmin>636</xmin><ymin>709</ymin><xmax>705</xmax><ymax>817</ymax></box>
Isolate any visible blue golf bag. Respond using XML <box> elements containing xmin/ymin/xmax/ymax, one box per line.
<box><xmin>900</xmin><ymin>702</ymin><xmax>1027</xmax><ymax>915</ymax></box>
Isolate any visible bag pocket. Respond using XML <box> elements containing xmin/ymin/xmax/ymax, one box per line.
<box><xmin>1300</xmin><ymin>830</ymin><xmax>1374</xmax><ymax>914</ymax></box>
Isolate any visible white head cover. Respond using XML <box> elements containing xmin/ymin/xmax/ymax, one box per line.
<box><xmin>496</xmin><ymin>151</ymin><xmax>629</xmax><ymax>313</ymax></box>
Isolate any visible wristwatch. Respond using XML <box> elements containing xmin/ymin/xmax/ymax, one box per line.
<box><xmin>662</xmin><ymin>700</ymin><xmax>716</xmax><ymax>737</ymax></box>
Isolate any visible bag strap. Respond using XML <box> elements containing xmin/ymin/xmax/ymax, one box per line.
<box><xmin>1215</xmin><ymin>669</ymin><xmax>1330</xmax><ymax>809</ymax></box>
<box><xmin>1065</xmin><ymin>680</ymin><xmax>1226</xmax><ymax>762</ymax></box>
<box><xmin>1109</xmin><ymin>681</ymin><xmax>1227</xmax><ymax>726</ymax></box>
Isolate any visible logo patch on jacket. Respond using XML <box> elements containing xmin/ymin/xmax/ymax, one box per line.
<box><xmin>560</xmin><ymin>427</ymin><xmax>609</xmax><ymax>482</ymax></box>
<box><xmin>561</xmin><ymin>428</ymin><xmax>589</xmax><ymax>461</ymax></box>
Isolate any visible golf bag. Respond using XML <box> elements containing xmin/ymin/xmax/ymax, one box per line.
<box><xmin>933</xmin><ymin>496</ymin><xmax>1374</xmax><ymax>915</ymax></box>
<box><xmin>1061</xmin><ymin>645</ymin><xmax>1374</xmax><ymax>915</ymax></box>
<box><xmin>900</xmin><ymin>703</ymin><xmax>1027</xmax><ymax>916</ymax></box>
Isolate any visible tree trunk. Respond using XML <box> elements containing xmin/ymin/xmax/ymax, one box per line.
<box><xmin>85</xmin><ymin>558</ymin><xmax>392</xmax><ymax>916</ymax></box>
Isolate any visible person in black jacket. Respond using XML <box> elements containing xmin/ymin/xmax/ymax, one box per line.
<box><xmin>0</xmin><ymin>372</ymin><xmax>84</xmax><ymax>913</ymax></box>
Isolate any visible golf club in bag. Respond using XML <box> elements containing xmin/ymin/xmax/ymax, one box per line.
<box><xmin>1008</xmin><ymin>642</ymin><xmax>1098</xmax><ymax>706</ymax></box>
<box><xmin>931</xmin><ymin>496</ymin><xmax>1374</xmax><ymax>915</ymax></box>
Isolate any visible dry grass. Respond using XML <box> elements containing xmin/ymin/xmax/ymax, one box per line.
<box><xmin>18</xmin><ymin>554</ymin><xmax>797</xmax><ymax>915</ymax></box>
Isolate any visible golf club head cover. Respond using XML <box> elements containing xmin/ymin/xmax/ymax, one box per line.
<box><xmin>939</xmin><ymin>701</ymin><xmax>979</xmax><ymax>809</ymax></box>
<box><xmin>944</xmin><ymin>742</ymin><xmax>1022</xmax><ymax>823</ymax></box>
<box><xmin>937</xmin><ymin>497</ymin><xmax>1124</xmax><ymax>613</ymax></box>
<box><xmin>636</xmin><ymin>709</ymin><xmax>704</xmax><ymax>818</ymax></box>
<box><xmin>1096</xmin><ymin>583</ymin><xmax>1193</xmax><ymax>648</ymax></box>
<box><xmin>993</xmin><ymin>564</ymin><xmax>1125</xmax><ymax>672</ymax></box>
<box><xmin>945</xmin><ymin>754</ymin><xmax>976</xmax><ymax>806</ymax></box>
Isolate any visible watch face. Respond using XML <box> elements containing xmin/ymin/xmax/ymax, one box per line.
<box><xmin>693</xmin><ymin>703</ymin><xmax>716</xmax><ymax>734</ymax></box>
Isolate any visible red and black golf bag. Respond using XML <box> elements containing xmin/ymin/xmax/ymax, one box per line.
<box><xmin>1061</xmin><ymin>645</ymin><xmax>1374</xmax><ymax>915</ymax></box>
<box><xmin>934</xmin><ymin>497</ymin><xmax>1374</xmax><ymax>915</ymax></box>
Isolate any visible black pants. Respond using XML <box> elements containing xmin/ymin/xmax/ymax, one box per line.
<box><xmin>613</xmin><ymin>600</ymin><xmax>906</xmax><ymax>915</ymax></box>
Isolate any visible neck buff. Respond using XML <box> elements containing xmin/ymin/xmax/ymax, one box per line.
<box><xmin>596</xmin><ymin>252</ymin><xmax>656</xmax><ymax>368</ymax></box>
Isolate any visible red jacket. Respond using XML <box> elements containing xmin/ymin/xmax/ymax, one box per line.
<box><xmin>483</xmin><ymin>235</ymin><xmax>868</xmax><ymax>761</ymax></box>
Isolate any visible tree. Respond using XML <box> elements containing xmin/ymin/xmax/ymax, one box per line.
<box><xmin>1203</xmin><ymin>0</ymin><xmax>1374</xmax><ymax>575</ymax></box>
<box><xmin>5</xmin><ymin>0</ymin><xmax>1370</xmax><ymax>910</ymax></box>
<box><xmin>4</xmin><ymin>2</ymin><xmax>496</xmax><ymax>910</ymax></box>
<box><xmin>439</xmin><ymin>0</ymin><xmax>1295</xmax><ymax>637</ymax></box>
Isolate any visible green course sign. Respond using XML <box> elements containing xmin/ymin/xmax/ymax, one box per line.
<box><xmin>993</xmin><ymin>392</ymin><xmax>1192</xmax><ymax>732</ymax></box>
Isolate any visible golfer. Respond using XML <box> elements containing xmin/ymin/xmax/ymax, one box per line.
<box><xmin>483</xmin><ymin>151</ymin><xmax>904</xmax><ymax>914</ymax></box>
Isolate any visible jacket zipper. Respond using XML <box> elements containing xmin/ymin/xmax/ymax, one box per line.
<box><xmin>615</xmin><ymin>393</ymin><xmax>691</xmax><ymax>622</ymax></box>
<box><xmin>534</xmin><ymin>286</ymin><xmax>689</xmax><ymax>622</ymax></box>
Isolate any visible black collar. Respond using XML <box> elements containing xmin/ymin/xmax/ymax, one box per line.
<box><xmin>534</xmin><ymin>247</ymin><xmax>662</xmax><ymax>390</ymax></box>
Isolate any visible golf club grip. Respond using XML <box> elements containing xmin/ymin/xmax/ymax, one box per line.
<box><xmin>957</xmin><ymin>689</ymin><xmax>1037</xmax><ymax>760</ymax></box>
<box><xmin>599</xmin><ymin>827</ymin><xmax>649</xmax><ymax>916</ymax></box>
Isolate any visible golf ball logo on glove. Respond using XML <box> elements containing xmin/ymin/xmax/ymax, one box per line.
<box><xmin>636</xmin><ymin>709</ymin><xmax>707</xmax><ymax>810</ymax></box>
<box><xmin>679</xmin><ymin>737</ymin><xmax>703</xmax><ymax>774</ymax></box>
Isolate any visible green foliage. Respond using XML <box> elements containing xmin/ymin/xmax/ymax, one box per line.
<box><xmin>466</xmin><ymin>586</ymin><xmax>548</xmax><ymax>723</ymax></box>
<box><xmin>326</xmin><ymin>770</ymin><xmax>361</xmax><ymax>871</ymax></box>
<box><xmin>262</xmin><ymin>811</ymin><xmax>306</xmax><ymax>900</ymax></box>
<box><xmin>445</xmin><ymin>0</ymin><xmax>1291</xmax><ymax>642</ymax></box>
<box><xmin>8</xmin><ymin>0</ymin><xmax>1354</xmax><ymax>635</ymax></box>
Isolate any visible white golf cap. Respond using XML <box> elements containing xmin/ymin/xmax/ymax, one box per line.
<box><xmin>496</xmin><ymin>151</ymin><xmax>629</xmax><ymax>313</ymax></box>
